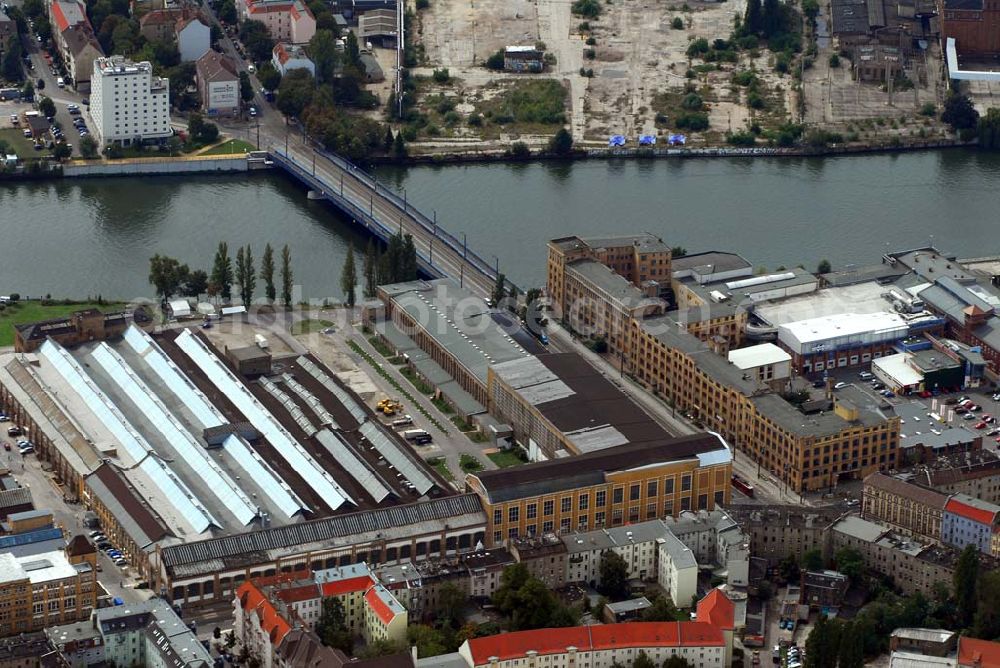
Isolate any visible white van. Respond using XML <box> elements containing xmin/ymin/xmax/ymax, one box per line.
<box><xmin>402</xmin><ymin>429</ymin><xmax>431</xmax><ymax>444</ymax></box>
<box><xmin>391</xmin><ymin>415</ymin><xmax>414</xmax><ymax>428</ymax></box>
<box><xmin>56</xmin><ymin>77</ymin><xmax>65</xmax><ymax>88</ymax></box>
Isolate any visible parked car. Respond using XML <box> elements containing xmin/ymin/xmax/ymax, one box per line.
<box><xmin>88</xmin><ymin>530</ymin><xmax>104</xmax><ymax>538</ymax></box>
<box><xmin>833</xmin><ymin>382</ymin><xmax>848</xmax><ymax>390</ymax></box>
<box><xmin>975</xmin><ymin>421</ymin><xmax>987</xmax><ymax>430</ymax></box>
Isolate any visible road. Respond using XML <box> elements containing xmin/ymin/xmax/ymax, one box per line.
<box><xmin>5</xmin><ymin>447</ymin><xmax>154</xmax><ymax>606</ymax></box>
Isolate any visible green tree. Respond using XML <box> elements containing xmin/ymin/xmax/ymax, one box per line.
<box><xmin>485</xmin><ymin>49</ymin><xmax>505</xmax><ymax>70</ymax></box>
<box><xmin>309</xmin><ymin>29</ymin><xmax>339</xmax><ymax>84</ymax></box>
<box><xmin>598</xmin><ymin>551</ymin><xmax>631</xmax><ymax>600</ymax></box>
<box><xmin>817</xmin><ymin>258</ymin><xmax>832</xmax><ymax>274</ymax></box>
<box><xmin>184</xmin><ymin>269</ymin><xmax>209</xmax><ymax>298</ymax></box>
<box><xmin>671</xmin><ymin>246</ymin><xmax>687</xmax><ymax>257</ymax></box>
<box><xmin>633</xmin><ymin>652</ymin><xmax>655</xmax><ymax>668</ymax></box>
<box><xmin>837</xmin><ymin>620</ymin><xmax>863</xmax><ymax>668</ymax></box>
<box><xmin>805</xmin><ymin>614</ymin><xmax>839</xmax><ymax>668</ymax></box>
<box><xmin>211</xmin><ymin>242</ymin><xmax>234</xmax><ymax>303</ymax></box>
<box><xmin>218</xmin><ymin>0</ymin><xmax>238</xmax><ymax>23</ymax></box>
<box><xmin>315</xmin><ymin>597</ymin><xmax>353</xmax><ymax>653</ymax></box>
<box><xmin>38</xmin><ymin>96</ymin><xmax>55</xmax><ymax>118</ymax></box>
<box><xmin>400</xmin><ymin>234</ymin><xmax>418</xmax><ymax>281</ymax></box>
<box><xmin>493</xmin><ymin>563</ymin><xmax>577</xmax><ymax>630</ymax></box>
<box><xmin>548</xmin><ymin>128</ymin><xmax>574</xmax><ymax>155</ymax></box>
<box><xmin>261</xmin><ymin>243</ymin><xmax>276</xmax><ymax>303</ymax></box>
<box><xmin>743</xmin><ymin>0</ymin><xmax>762</xmax><ymax>33</ymax></box>
<box><xmin>977</xmin><ymin>108</ymin><xmax>1000</xmax><ymax>149</ymax></box>
<box><xmin>972</xmin><ymin>570</ymin><xmax>1000</xmax><ymax>639</ymax></box>
<box><xmin>642</xmin><ymin>595</ymin><xmax>682</xmax><ymax>622</ymax></box>
<box><xmin>235</xmin><ymin>245</ymin><xmax>257</xmax><ymax>309</ymax></box>
<box><xmin>663</xmin><ymin>658</ymin><xmax>691</xmax><ymax>668</ymax></box>
<box><xmin>276</xmin><ymin>68</ymin><xmax>315</xmax><ymax>118</ymax></box>
<box><xmin>778</xmin><ymin>553</ymin><xmax>800</xmax><ymax>582</ymax></box>
<box><xmin>258</xmin><ymin>61</ymin><xmax>282</xmax><ymax>92</ymax></box>
<box><xmin>341</xmin><ymin>244</ymin><xmax>357</xmax><ymax>307</ymax></box>
<box><xmin>491</xmin><ymin>272</ymin><xmax>507</xmax><ymax>307</ymax></box>
<box><xmin>2</xmin><ymin>38</ymin><xmax>24</xmax><ymax>83</ymax></box>
<box><xmin>239</xmin><ymin>71</ymin><xmax>254</xmax><ymax>103</ymax></box>
<box><xmin>52</xmin><ymin>142</ymin><xmax>72</xmax><ymax>160</ymax></box>
<box><xmin>344</xmin><ymin>31</ymin><xmax>362</xmax><ymax>68</ymax></box>
<box><xmin>942</xmin><ymin>90</ymin><xmax>979</xmax><ymax>131</ymax></box>
<box><xmin>281</xmin><ymin>244</ymin><xmax>294</xmax><ymax>305</ymax></box>
<box><xmin>407</xmin><ymin>624</ymin><xmax>449</xmax><ymax>657</ymax></box>
<box><xmin>80</xmin><ymin>135</ymin><xmax>99</xmax><ymax>159</ymax></box>
<box><xmin>802</xmin><ymin>548</ymin><xmax>824</xmax><ymax>571</ymax></box>
<box><xmin>21</xmin><ymin>79</ymin><xmax>33</xmax><ymax>101</ymax></box>
<box><xmin>955</xmin><ymin>543</ymin><xmax>980</xmax><ymax>628</ymax></box>
<box><xmin>239</xmin><ymin>19</ymin><xmax>275</xmax><ymax>62</ymax></box>
<box><xmin>392</xmin><ymin>131</ymin><xmax>407</xmax><ymax>160</ymax></box>
<box><xmin>148</xmin><ymin>255</ymin><xmax>190</xmax><ymax>302</ymax></box>
<box><xmin>834</xmin><ymin>546</ymin><xmax>864</xmax><ymax>584</ymax></box>
<box><xmin>435</xmin><ymin>582</ymin><xmax>467</xmax><ymax>628</ymax></box>
<box><xmin>363</xmin><ymin>238</ymin><xmax>378</xmax><ymax>298</ymax></box>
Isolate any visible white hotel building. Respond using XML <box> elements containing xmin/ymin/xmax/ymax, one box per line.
<box><xmin>90</xmin><ymin>56</ymin><xmax>172</xmax><ymax>146</ymax></box>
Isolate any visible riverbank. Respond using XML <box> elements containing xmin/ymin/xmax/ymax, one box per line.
<box><xmin>381</xmin><ymin>137</ymin><xmax>974</xmax><ymax>166</ymax></box>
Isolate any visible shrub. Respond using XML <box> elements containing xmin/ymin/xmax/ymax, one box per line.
<box><xmin>571</xmin><ymin>0</ymin><xmax>601</xmax><ymax>18</ymax></box>
<box><xmin>675</xmin><ymin>112</ymin><xmax>709</xmax><ymax>131</ymax></box>
<box><xmin>671</xmin><ymin>16</ymin><xmax>684</xmax><ymax>29</ymax></box>
<box><xmin>681</xmin><ymin>92</ymin><xmax>703</xmax><ymax>110</ymax></box>
<box><xmin>774</xmin><ymin>52</ymin><xmax>791</xmax><ymax>73</ymax></box>
<box><xmin>737</xmin><ymin>35</ymin><xmax>758</xmax><ymax>49</ymax></box>
<box><xmin>578</xmin><ymin>21</ymin><xmax>591</xmax><ymax>31</ymax></box>
<box><xmin>727</xmin><ymin>130</ymin><xmax>756</xmax><ymax>146</ymax></box>
<box><xmin>686</xmin><ymin>37</ymin><xmax>710</xmax><ymax>58</ymax></box>
<box><xmin>747</xmin><ymin>91</ymin><xmax>765</xmax><ymax>109</ymax></box>
<box><xmin>509</xmin><ymin>141</ymin><xmax>531</xmax><ymax>158</ymax></box>
<box><xmin>586</xmin><ymin>36</ymin><xmax>596</xmax><ymax>45</ymax></box>
<box><xmin>732</xmin><ymin>70</ymin><xmax>756</xmax><ymax>86</ymax></box>
<box><xmin>920</xmin><ymin>102</ymin><xmax>936</xmax><ymax>117</ymax></box>
<box><xmin>443</xmin><ymin>110</ymin><xmax>460</xmax><ymax>125</ymax></box>
<box><xmin>485</xmin><ymin>49</ymin><xmax>505</xmax><ymax>70</ymax></box>
<box><xmin>584</xmin><ymin>48</ymin><xmax>596</xmax><ymax>59</ymax></box>
<box><xmin>467</xmin><ymin>112</ymin><xmax>482</xmax><ymax>126</ymax></box>
<box><xmin>685</xmin><ymin>69</ymin><xmax>695</xmax><ymax>78</ymax></box>
<box><xmin>416</xmin><ymin>0</ymin><xmax>429</xmax><ymax>8</ymax></box>
<box><xmin>432</xmin><ymin>67</ymin><xmax>450</xmax><ymax>83</ymax></box>
<box><xmin>435</xmin><ymin>97</ymin><xmax>456</xmax><ymax>114</ymax></box>
<box><xmin>828</xmin><ymin>53</ymin><xmax>840</xmax><ymax>67</ymax></box>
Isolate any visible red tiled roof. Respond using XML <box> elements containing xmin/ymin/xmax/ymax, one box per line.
<box><xmin>364</xmin><ymin>587</ymin><xmax>398</xmax><ymax>625</ymax></box>
<box><xmin>320</xmin><ymin>575</ymin><xmax>375</xmax><ymax>597</ymax></box>
<box><xmin>696</xmin><ymin>589</ymin><xmax>735</xmax><ymax>631</ymax></box>
<box><xmin>237</xmin><ymin>581</ymin><xmax>293</xmax><ymax>647</ymax></box>
<box><xmin>959</xmin><ymin>636</ymin><xmax>1000</xmax><ymax>668</ymax></box>
<box><xmin>946</xmin><ymin>497</ymin><xmax>999</xmax><ymax>525</ymax></box>
<box><xmin>51</xmin><ymin>2</ymin><xmax>71</xmax><ymax>34</ymax></box>
<box><xmin>464</xmin><ymin>622</ymin><xmax>725</xmax><ymax>665</ymax></box>
<box><xmin>273</xmin><ymin>583</ymin><xmax>321</xmax><ymax>604</ymax></box>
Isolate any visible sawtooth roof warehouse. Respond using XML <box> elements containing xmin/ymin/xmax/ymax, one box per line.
<box><xmin>0</xmin><ymin>322</ymin><xmax>479</xmax><ymax>607</ymax></box>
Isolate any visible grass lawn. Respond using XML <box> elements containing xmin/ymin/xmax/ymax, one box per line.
<box><xmin>368</xmin><ymin>335</ymin><xmax>396</xmax><ymax>358</ymax></box>
<box><xmin>0</xmin><ymin>128</ymin><xmax>52</xmax><ymax>159</ymax></box>
<box><xmin>429</xmin><ymin>458</ymin><xmax>455</xmax><ymax>482</ymax></box>
<box><xmin>199</xmin><ymin>139</ymin><xmax>257</xmax><ymax>156</ymax></box>
<box><xmin>400</xmin><ymin>366</ymin><xmax>434</xmax><ymax>395</ymax></box>
<box><xmin>0</xmin><ymin>301</ymin><xmax>125</xmax><ymax>347</ymax></box>
<box><xmin>290</xmin><ymin>318</ymin><xmax>334</xmax><ymax>335</ymax></box>
<box><xmin>487</xmin><ymin>450</ymin><xmax>526</xmax><ymax>468</ymax></box>
<box><xmin>459</xmin><ymin>453</ymin><xmax>484</xmax><ymax>473</ymax></box>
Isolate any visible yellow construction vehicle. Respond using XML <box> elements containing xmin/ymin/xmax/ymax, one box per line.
<box><xmin>377</xmin><ymin>398</ymin><xmax>402</xmax><ymax>416</ymax></box>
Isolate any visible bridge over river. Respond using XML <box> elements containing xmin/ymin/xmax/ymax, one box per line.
<box><xmin>268</xmin><ymin>145</ymin><xmax>505</xmax><ymax>299</ymax></box>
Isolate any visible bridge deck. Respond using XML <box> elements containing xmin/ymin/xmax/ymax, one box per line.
<box><xmin>269</xmin><ymin>146</ymin><xmax>504</xmax><ymax>299</ymax></box>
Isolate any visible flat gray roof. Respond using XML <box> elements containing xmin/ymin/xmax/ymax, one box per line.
<box><xmin>672</xmin><ymin>251</ymin><xmax>751</xmax><ymax>275</ymax></box>
<box><xmin>831</xmin><ymin>515</ymin><xmax>886</xmax><ymax>543</ymax></box>
<box><xmin>381</xmin><ymin>279</ymin><xmax>535</xmax><ymax>387</ymax></box>
<box><xmin>566</xmin><ymin>259</ymin><xmax>657</xmax><ymax>306</ymax></box>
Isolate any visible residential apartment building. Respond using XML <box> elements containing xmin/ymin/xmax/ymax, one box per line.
<box><xmin>658</xmin><ymin>531</ymin><xmax>698</xmax><ymax>608</ymax></box>
<box><xmin>727</xmin><ymin>505</ymin><xmax>844</xmax><ymax>565</ymax></box>
<box><xmin>830</xmin><ymin>514</ymin><xmax>999</xmax><ymax>597</ymax></box>
<box><xmin>941</xmin><ymin>494</ymin><xmax>1000</xmax><ymax>554</ymax></box>
<box><xmin>240</xmin><ymin>0</ymin><xmax>316</xmax><ymax>43</ymax></box>
<box><xmin>914</xmin><ymin>457</ymin><xmax>1000</xmax><ymax>505</ymax></box>
<box><xmin>508</xmin><ymin>535</ymin><xmax>567</xmax><ymax>590</ymax></box>
<box><xmin>195</xmin><ymin>50</ymin><xmax>240</xmax><ymax>117</ymax></box>
<box><xmin>49</xmin><ymin>0</ymin><xmax>104</xmax><ymax>88</ymax></box>
<box><xmin>138</xmin><ymin>9</ymin><xmax>210</xmax><ymax>62</ymax></box>
<box><xmin>90</xmin><ymin>56</ymin><xmax>172</xmax><ymax>147</ymax></box>
<box><xmin>862</xmin><ymin>472</ymin><xmax>947</xmax><ymax>541</ymax></box>
<box><xmin>0</xmin><ymin>529</ymin><xmax>98</xmax><ymax>637</ymax></box>
<box><xmin>466</xmin><ymin>434</ymin><xmax>732</xmax><ymax>545</ymax></box>
<box><xmin>46</xmin><ymin>598</ymin><xmax>212</xmax><ymax>667</ymax></box>
<box><xmin>455</xmin><ymin>589</ymin><xmax>735</xmax><ymax>668</ymax></box>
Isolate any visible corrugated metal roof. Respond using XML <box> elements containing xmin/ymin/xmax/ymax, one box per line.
<box><xmin>315</xmin><ymin>429</ymin><xmax>392</xmax><ymax>503</ymax></box>
<box><xmin>297</xmin><ymin>356</ymin><xmax>367</xmax><ymax>424</ymax></box>
<box><xmin>358</xmin><ymin>422</ymin><xmax>435</xmax><ymax>495</ymax></box>
<box><xmin>175</xmin><ymin>329</ymin><xmax>351</xmax><ymax>509</ymax></box>
<box><xmin>160</xmin><ymin>494</ymin><xmax>484</xmax><ymax>568</ymax></box>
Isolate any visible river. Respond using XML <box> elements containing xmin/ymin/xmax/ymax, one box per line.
<box><xmin>2</xmin><ymin>149</ymin><xmax>1000</xmax><ymax>300</ymax></box>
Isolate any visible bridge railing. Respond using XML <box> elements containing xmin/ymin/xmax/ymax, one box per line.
<box><xmin>305</xmin><ymin>143</ymin><xmax>501</xmax><ymax>285</ymax></box>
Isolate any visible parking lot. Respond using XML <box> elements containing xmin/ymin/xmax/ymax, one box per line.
<box><xmin>813</xmin><ymin>364</ymin><xmax>1000</xmax><ymax>457</ymax></box>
